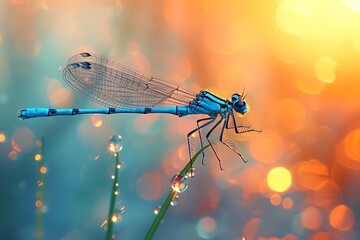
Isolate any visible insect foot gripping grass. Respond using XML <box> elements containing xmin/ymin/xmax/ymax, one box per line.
<box><xmin>145</xmin><ymin>145</ymin><xmax>210</xmax><ymax>240</ymax></box>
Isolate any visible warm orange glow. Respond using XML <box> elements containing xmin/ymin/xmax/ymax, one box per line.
<box><xmin>216</xmin><ymin>64</ymin><xmax>253</xmax><ymax>96</ymax></box>
<box><xmin>35</xmin><ymin>200</ymin><xmax>42</xmax><ymax>208</ymax></box>
<box><xmin>270</xmin><ymin>99</ymin><xmax>306</xmax><ymax>134</ymax></box>
<box><xmin>109</xmin><ymin>144</ymin><xmax>115</xmax><ymax>153</ymax></box>
<box><xmin>310</xmin><ymin>231</ymin><xmax>331</xmax><ymax>240</ymax></box>
<box><xmin>91</xmin><ymin>115</ymin><xmax>103</xmax><ymax>128</ymax></box>
<box><xmin>277</xmin><ymin>0</ymin><xmax>358</xmax><ymax>42</ymax></box>
<box><xmin>11</xmin><ymin>127</ymin><xmax>35</xmax><ymax>152</ymax></box>
<box><xmin>242</xmin><ymin>218</ymin><xmax>262</xmax><ymax>240</ymax></box>
<box><xmin>297</xmin><ymin>159</ymin><xmax>329</xmax><ymax>190</ymax></box>
<box><xmin>282</xmin><ymin>197</ymin><xmax>294</xmax><ymax>209</ymax></box>
<box><xmin>343</xmin><ymin>128</ymin><xmax>360</xmax><ymax>161</ymax></box>
<box><xmin>111</xmin><ymin>215</ymin><xmax>118</xmax><ymax>223</ymax></box>
<box><xmin>345</xmin><ymin>87</ymin><xmax>360</xmax><ymax>112</ymax></box>
<box><xmin>329</xmin><ymin>204</ymin><xmax>355</xmax><ymax>231</ymax></box>
<box><xmin>315</xmin><ymin>56</ymin><xmax>338</xmax><ymax>83</ymax></box>
<box><xmin>47</xmin><ymin>78</ymin><xmax>73</xmax><ymax>108</ymax></box>
<box><xmin>227</xmin><ymin>163</ymin><xmax>265</xmax><ymax>194</ymax></box>
<box><xmin>313</xmin><ymin>181</ymin><xmax>341</xmax><ymax>208</ymax></box>
<box><xmin>267</xmin><ymin>167</ymin><xmax>292</xmax><ymax>192</ymax></box>
<box><xmin>11</xmin><ymin>139</ymin><xmax>22</xmax><ymax>152</ymax></box>
<box><xmin>270</xmin><ymin>193</ymin><xmax>282</xmax><ymax>206</ymax></box>
<box><xmin>34</xmin><ymin>154</ymin><xmax>42</xmax><ymax>161</ymax></box>
<box><xmin>0</xmin><ymin>133</ymin><xmax>5</xmax><ymax>142</ymax></box>
<box><xmin>40</xmin><ymin>167</ymin><xmax>47</xmax><ymax>174</ymax></box>
<box><xmin>301</xmin><ymin>206</ymin><xmax>323</xmax><ymax>230</ymax></box>
<box><xmin>336</xmin><ymin>127</ymin><xmax>360</xmax><ymax>169</ymax></box>
<box><xmin>294</xmin><ymin>75</ymin><xmax>326</xmax><ymax>95</ymax></box>
<box><xmin>249</xmin><ymin>129</ymin><xmax>284</xmax><ymax>164</ymax></box>
<box><xmin>166</xmin><ymin>54</ymin><xmax>192</xmax><ymax>82</ymax></box>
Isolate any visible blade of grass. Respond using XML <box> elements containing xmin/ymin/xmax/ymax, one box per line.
<box><xmin>145</xmin><ymin>144</ymin><xmax>210</xmax><ymax>240</ymax></box>
<box><xmin>105</xmin><ymin>153</ymin><xmax>121</xmax><ymax>240</ymax></box>
<box><xmin>35</xmin><ymin>135</ymin><xmax>45</xmax><ymax>240</ymax></box>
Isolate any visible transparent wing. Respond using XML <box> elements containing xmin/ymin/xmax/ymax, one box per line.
<box><xmin>62</xmin><ymin>52</ymin><xmax>197</xmax><ymax>108</ymax></box>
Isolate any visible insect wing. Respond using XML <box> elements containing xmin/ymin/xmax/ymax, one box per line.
<box><xmin>63</xmin><ymin>53</ymin><xmax>197</xmax><ymax>108</ymax></box>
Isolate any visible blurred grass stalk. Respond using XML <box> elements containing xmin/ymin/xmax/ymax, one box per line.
<box><xmin>35</xmin><ymin>135</ymin><xmax>45</xmax><ymax>240</ymax></box>
<box><xmin>145</xmin><ymin>145</ymin><xmax>210</xmax><ymax>240</ymax></box>
<box><xmin>105</xmin><ymin>153</ymin><xmax>121</xmax><ymax>240</ymax></box>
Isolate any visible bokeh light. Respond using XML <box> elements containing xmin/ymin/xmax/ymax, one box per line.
<box><xmin>11</xmin><ymin>127</ymin><xmax>35</xmax><ymax>152</ymax></box>
<box><xmin>2</xmin><ymin>0</ymin><xmax>360</xmax><ymax>239</ymax></box>
<box><xmin>47</xmin><ymin>78</ymin><xmax>74</xmax><ymax>108</ymax></box>
<box><xmin>315</xmin><ymin>56</ymin><xmax>338</xmax><ymax>84</ymax></box>
<box><xmin>282</xmin><ymin>197</ymin><xmax>294</xmax><ymax>209</ymax></box>
<box><xmin>267</xmin><ymin>167</ymin><xmax>292</xmax><ymax>192</ymax></box>
<box><xmin>329</xmin><ymin>204</ymin><xmax>355</xmax><ymax>231</ymax></box>
<box><xmin>270</xmin><ymin>99</ymin><xmax>306</xmax><ymax>134</ymax></box>
<box><xmin>270</xmin><ymin>193</ymin><xmax>282</xmax><ymax>206</ymax></box>
<box><xmin>196</xmin><ymin>216</ymin><xmax>217</xmax><ymax>239</ymax></box>
<box><xmin>301</xmin><ymin>206</ymin><xmax>323</xmax><ymax>230</ymax></box>
<box><xmin>249</xmin><ymin>129</ymin><xmax>284</xmax><ymax>164</ymax></box>
<box><xmin>296</xmin><ymin>159</ymin><xmax>329</xmax><ymax>191</ymax></box>
<box><xmin>136</xmin><ymin>171</ymin><xmax>164</xmax><ymax>201</ymax></box>
<box><xmin>0</xmin><ymin>132</ymin><xmax>6</xmax><ymax>142</ymax></box>
<box><xmin>343</xmin><ymin>128</ymin><xmax>360</xmax><ymax>161</ymax></box>
<box><xmin>34</xmin><ymin>153</ymin><xmax>42</xmax><ymax>161</ymax></box>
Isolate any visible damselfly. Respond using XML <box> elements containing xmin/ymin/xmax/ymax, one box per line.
<box><xmin>19</xmin><ymin>52</ymin><xmax>260</xmax><ymax>169</ymax></box>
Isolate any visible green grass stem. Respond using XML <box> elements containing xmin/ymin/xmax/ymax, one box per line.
<box><xmin>35</xmin><ymin>135</ymin><xmax>45</xmax><ymax>240</ymax></box>
<box><xmin>144</xmin><ymin>145</ymin><xmax>210</xmax><ymax>240</ymax></box>
<box><xmin>105</xmin><ymin>153</ymin><xmax>121</xmax><ymax>240</ymax></box>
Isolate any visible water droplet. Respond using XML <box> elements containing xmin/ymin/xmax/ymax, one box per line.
<box><xmin>170</xmin><ymin>194</ymin><xmax>179</xmax><ymax>206</ymax></box>
<box><xmin>108</xmin><ymin>135</ymin><xmax>123</xmax><ymax>153</ymax></box>
<box><xmin>171</xmin><ymin>173</ymin><xmax>188</xmax><ymax>193</ymax></box>
<box><xmin>153</xmin><ymin>205</ymin><xmax>161</xmax><ymax>215</ymax></box>
<box><xmin>34</xmin><ymin>153</ymin><xmax>42</xmax><ymax>161</ymax></box>
<box><xmin>187</xmin><ymin>167</ymin><xmax>196</xmax><ymax>178</ymax></box>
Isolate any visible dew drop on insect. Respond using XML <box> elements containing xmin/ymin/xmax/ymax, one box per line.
<box><xmin>108</xmin><ymin>135</ymin><xmax>123</xmax><ymax>153</ymax></box>
<box><xmin>171</xmin><ymin>173</ymin><xmax>188</xmax><ymax>193</ymax></box>
<box><xmin>170</xmin><ymin>194</ymin><xmax>179</xmax><ymax>206</ymax></box>
<box><xmin>153</xmin><ymin>205</ymin><xmax>161</xmax><ymax>215</ymax></box>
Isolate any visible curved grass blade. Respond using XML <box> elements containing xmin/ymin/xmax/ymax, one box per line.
<box><xmin>145</xmin><ymin>145</ymin><xmax>210</xmax><ymax>240</ymax></box>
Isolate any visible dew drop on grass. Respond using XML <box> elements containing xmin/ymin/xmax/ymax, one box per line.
<box><xmin>171</xmin><ymin>173</ymin><xmax>188</xmax><ymax>193</ymax></box>
<box><xmin>187</xmin><ymin>166</ymin><xmax>196</xmax><ymax>178</ymax></box>
<box><xmin>170</xmin><ymin>194</ymin><xmax>179</xmax><ymax>206</ymax></box>
<box><xmin>153</xmin><ymin>206</ymin><xmax>162</xmax><ymax>215</ymax></box>
<box><xmin>108</xmin><ymin>135</ymin><xmax>123</xmax><ymax>153</ymax></box>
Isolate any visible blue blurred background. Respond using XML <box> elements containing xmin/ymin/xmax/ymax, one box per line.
<box><xmin>1</xmin><ymin>1</ymin><xmax>360</xmax><ymax>239</ymax></box>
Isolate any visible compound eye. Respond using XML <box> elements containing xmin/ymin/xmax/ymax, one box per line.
<box><xmin>233</xmin><ymin>100</ymin><xmax>247</xmax><ymax>114</ymax></box>
<box><xmin>232</xmin><ymin>93</ymin><xmax>240</xmax><ymax>102</ymax></box>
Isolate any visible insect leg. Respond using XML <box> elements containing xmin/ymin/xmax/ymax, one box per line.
<box><xmin>205</xmin><ymin>117</ymin><xmax>224</xmax><ymax>170</ymax></box>
<box><xmin>219</xmin><ymin>117</ymin><xmax>247</xmax><ymax>163</ymax></box>
<box><xmin>187</xmin><ymin>117</ymin><xmax>215</xmax><ymax>167</ymax></box>
<box><xmin>196</xmin><ymin>117</ymin><xmax>213</xmax><ymax>165</ymax></box>
<box><xmin>226</xmin><ymin>112</ymin><xmax>261</xmax><ymax>134</ymax></box>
